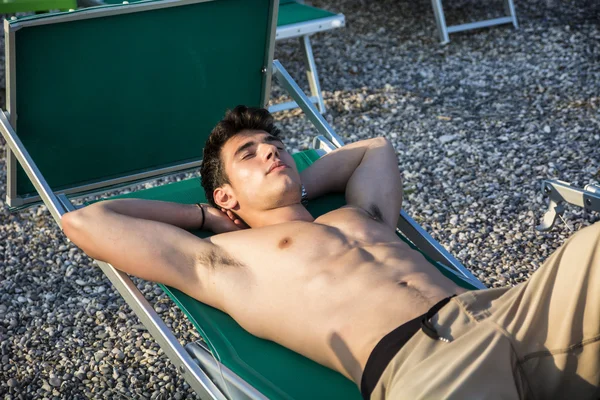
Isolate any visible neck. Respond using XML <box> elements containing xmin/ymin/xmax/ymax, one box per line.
<box><xmin>244</xmin><ymin>203</ymin><xmax>314</xmax><ymax>228</ymax></box>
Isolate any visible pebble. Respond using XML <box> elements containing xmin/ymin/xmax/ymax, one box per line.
<box><xmin>439</xmin><ymin>134</ymin><xmax>459</xmax><ymax>144</ymax></box>
<box><xmin>100</xmin><ymin>365</ymin><xmax>111</xmax><ymax>375</ymax></box>
<box><xmin>1</xmin><ymin>0</ymin><xmax>599</xmax><ymax>398</ymax></box>
<box><xmin>112</xmin><ymin>348</ymin><xmax>126</xmax><ymax>361</ymax></box>
<box><xmin>94</xmin><ymin>351</ymin><xmax>106</xmax><ymax>362</ymax></box>
<box><xmin>49</xmin><ymin>377</ymin><xmax>61</xmax><ymax>387</ymax></box>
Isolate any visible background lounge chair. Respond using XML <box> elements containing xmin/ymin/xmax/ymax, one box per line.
<box><xmin>432</xmin><ymin>0</ymin><xmax>518</xmax><ymax>43</ymax></box>
<box><xmin>0</xmin><ymin>0</ymin><xmax>75</xmax><ymax>14</ymax></box>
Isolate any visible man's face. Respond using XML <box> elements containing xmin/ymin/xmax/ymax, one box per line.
<box><xmin>217</xmin><ymin>130</ymin><xmax>301</xmax><ymax>212</ymax></box>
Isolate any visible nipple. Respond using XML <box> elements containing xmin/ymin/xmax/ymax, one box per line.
<box><xmin>278</xmin><ymin>237</ymin><xmax>292</xmax><ymax>249</ymax></box>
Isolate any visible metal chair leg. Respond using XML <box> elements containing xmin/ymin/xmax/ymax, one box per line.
<box><xmin>431</xmin><ymin>0</ymin><xmax>450</xmax><ymax>44</ymax></box>
<box><xmin>299</xmin><ymin>35</ymin><xmax>326</xmax><ymax>113</ymax></box>
<box><xmin>504</xmin><ymin>0</ymin><xmax>519</xmax><ymax>28</ymax></box>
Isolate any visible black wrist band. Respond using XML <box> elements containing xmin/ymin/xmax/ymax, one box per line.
<box><xmin>196</xmin><ymin>203</ymin><xmax>205</xmax><ymax>230</ymax></box>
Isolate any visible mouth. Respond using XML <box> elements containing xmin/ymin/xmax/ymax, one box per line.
<box><xmin>267</xmin><ymin>161</ymin><xmax>289</xmax><ymax>174</ymax></box>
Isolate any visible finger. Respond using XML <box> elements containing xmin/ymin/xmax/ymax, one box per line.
<box><xmin>235</xmin><ymin>219</ymin><xmax>249</xmax><ymax>228</ymax></box>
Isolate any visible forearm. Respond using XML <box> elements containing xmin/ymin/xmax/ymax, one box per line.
<box><xmin>95</xmin><ymin>199</ymin><xmax>231</xmax><ymax>233</ymax></box>
<box><xmin>98</xmin><ymin>199</ymin><xmax>204</xmax><ymax>230</ymax></box>
<box><xmin>299</xmin><ymin>138</ymin><xmax>379</xmax><ymax>199</ymax></box>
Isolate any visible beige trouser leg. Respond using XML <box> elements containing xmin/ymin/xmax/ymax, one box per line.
<box><xmin>371</xmin><ymin>222</ymin><xmax>600</xmax><ymax>400</ymax></box>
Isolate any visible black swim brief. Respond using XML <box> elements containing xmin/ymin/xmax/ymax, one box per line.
<box><xmin>360</xmin><ymin>296</ymin><xmax>456</xmax><ymax>400</ymax></box>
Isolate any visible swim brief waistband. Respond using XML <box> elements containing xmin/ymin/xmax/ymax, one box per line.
<box><xmin>360</xmin><ymin>295</ymin><xmax>455</xmax><ymax>400</ymax></box>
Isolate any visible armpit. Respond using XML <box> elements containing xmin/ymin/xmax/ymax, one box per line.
<box><xmin>338</xmin><ymin>204</ymin><xmax>384</xmax><ymax>223</ymax></box>
<box><xmin>367</xmin><ymin>204</ymin><xmax>384</xmax><ymax>223</ymax></box>
<box><xmin>198</xmin><ymin>247</ymin><xmax>244</xmax><ymax>269</ymax></box>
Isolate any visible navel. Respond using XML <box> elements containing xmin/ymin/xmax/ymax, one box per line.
<box><xmin>278</xmin><ymin>237</ymin><xmax>292</xmax><ymax>249</ymax></box>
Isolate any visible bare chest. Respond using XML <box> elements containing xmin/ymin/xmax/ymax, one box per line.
<box><xmin>208</xmin><ymin>208</ymin><xmax>409</xmax><ymax>280</ymax></box>
<box><xmin>254</xmin><ymin>211</ymin><xmax>400</xmax><ymax>269</ymax></box>
<box><xmin>206</xmin><ymin>207</ymin><xmax>453</xmax><ymax>312</ymax></box>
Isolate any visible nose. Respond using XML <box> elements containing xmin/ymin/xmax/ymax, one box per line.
<box><xmin>260</xmin><ymin>142</ymin><xmax>279</xmax><ymax>161</ymax></box>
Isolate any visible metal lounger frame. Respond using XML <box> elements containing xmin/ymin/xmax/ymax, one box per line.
<box><xmin>0</xmin><ymin>60</ymin><xmax>484</xmax><ymax>400</ymax></box>
<box><xmin>536</xmin><ymin>180</ymin><xmax>600</xmax><ymax>232</ymax></box>
<box><xmin>431</xmin><ymin>0</ymin><xmax>518</xmax><ymax>44</ymax></box>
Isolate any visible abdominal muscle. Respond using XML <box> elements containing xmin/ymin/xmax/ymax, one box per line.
<box><xmin>211</xmin><ymin>210</ymin><xmax>466</xmax><ymax>386</ymax></box>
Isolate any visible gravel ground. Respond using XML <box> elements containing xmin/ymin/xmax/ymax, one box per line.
<box><xmin>1</xmin><ymin>0</ymin><xmax>599</xmax><ymax>398</ymax></box>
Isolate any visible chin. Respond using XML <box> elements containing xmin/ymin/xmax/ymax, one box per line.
<box><xmin>268</xmin><ymin>194</ymin><xmax>296</xmax><ymax>208</ymax></box>
<box><xmin>264</xmin><ymin>188</ymin><xmax>300</xmax><ymax>208</ymax></box>
<box><xmin>252</xmin><ymin>178</ymin><xmax>299</xmax><ymax>207</ymax></box>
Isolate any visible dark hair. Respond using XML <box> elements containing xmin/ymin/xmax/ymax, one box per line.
<box><xmin>200</xmin><ymin>105</ymin><xmax>281</xmax><ymax>206</ymax></box>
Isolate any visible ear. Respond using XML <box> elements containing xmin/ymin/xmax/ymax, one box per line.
<box><xmin>213</xmin><ymin>184</ymin><xmax>238</xmax><ymax>210</ymax></box>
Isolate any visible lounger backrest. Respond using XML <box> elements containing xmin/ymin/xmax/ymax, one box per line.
<box><xmin>5</xmin><ymin>0</ymin><xmax>277</xmax><ymax>203</ymax></box>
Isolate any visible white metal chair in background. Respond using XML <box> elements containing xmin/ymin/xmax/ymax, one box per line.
<box><xmin>431</xmin><ymin>0</ymin><xmax>518</xmax><ymax>44</ymax></box>
<box><xmin>270</xmin><ymin>0</ymin><xmax>345</xmax><ymax>114</ymax></box>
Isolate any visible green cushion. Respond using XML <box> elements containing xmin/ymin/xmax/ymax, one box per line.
<box><xmin>10</xmin><ymin>0</ymin><xmax>274</xmax><ymax>200</ymax></box>
<box><xmin>277</xmin><ymin>0</ymin><xmax>336</xmax><ymax>27</ymax></box>
<box><xmin>0</xmin><ymin>0</ymin><xmax>76</xmax><ymax>13</ymax></box>
<box><xmin>97</xmin><ymin>149</ymin><xmax>477</xmax><ymax>399</ymax></box>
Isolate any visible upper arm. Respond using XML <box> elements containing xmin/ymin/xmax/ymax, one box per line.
<box><xmin>300</xmin><ymin>137</ymin><xmax>402</xmax><ymax>229</ymax></box>
<box><xmin>345</xmin><ymin>137</ymin><xmax>403</xmax><ymax>228</ymax></box>
<box><xmin>62</xmin><ymin>204</ymin><xmax>222</xmax><ymax>304</ymax></box>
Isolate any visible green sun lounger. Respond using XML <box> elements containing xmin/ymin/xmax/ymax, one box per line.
<box><xmin>0</xmin><ymin>0</ymin><xmax>484</xmax><ymax>398</ymax></box>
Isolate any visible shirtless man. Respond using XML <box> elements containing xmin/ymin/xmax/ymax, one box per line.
<box><xmin>62</xmin><ymin>106</ymin><xmax>600</xmax><ymax>399</ymax></box>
